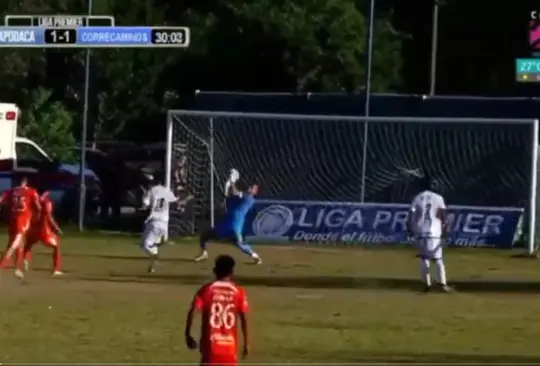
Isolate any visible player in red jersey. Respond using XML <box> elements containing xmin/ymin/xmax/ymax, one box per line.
<box><xmin>0</xmin><ymin>176</ymin><xmax>41</xmax><ymax>278</ymax></box>
<box><xmin>185</xmin><ymin>255</ymin><xmax>249</xmax><ymax>366</ymax></box>
<box><xmin>23</xmin><ymin>191</ymin><xmax>63</xmax><ymax>275</ymax></box>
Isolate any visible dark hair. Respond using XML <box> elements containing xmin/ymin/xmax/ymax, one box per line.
<box><xmin>213</xmin><ymin>255</ymin><xmax>235</xmax><ymax>279</ymax></box>
<box><xmin>235</xmin><ymin>179</ymin><xmax>249</xmax><ymax>192</ymax></box>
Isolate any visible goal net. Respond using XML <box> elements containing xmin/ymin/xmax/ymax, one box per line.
<box><xmin>165</xmin><ymin>110</ymin><xmax>538</xmax><ymax>251</ymax></box>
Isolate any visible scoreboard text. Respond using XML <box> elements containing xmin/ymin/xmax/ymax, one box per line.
<box><xmin>0</xmin><ymin>15</ymin><xmax>190</xmax><ymax>48</ymax></box>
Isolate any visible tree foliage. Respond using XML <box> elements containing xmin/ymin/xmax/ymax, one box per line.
<box><xmin>19</xmin><ymin>88</ymin><xmax>76</xmax><ymax>161</ymax></box>
<box><xmin>0</xmin><ymin>0</ymin><xmax>406</xmax><ymax>153</ymax></box>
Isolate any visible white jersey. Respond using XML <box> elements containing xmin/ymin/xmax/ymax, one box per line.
<box><xmin>142</xmin><ymin>185</ymin><xmax>177</xmax><ymax>223</ymax></box>
<box><xmin>410</xmin><ymin>190</ymin><xmax>446</xmax><ymax>237</ymax></box>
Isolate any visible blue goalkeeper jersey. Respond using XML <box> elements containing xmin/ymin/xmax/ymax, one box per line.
<box><xmin>231</xmin><ymin>194</ymin><xmax>255</xmax><ymax>228</ymax></box>
<box><xmin>225</xmin><ymin>195</ymin><xmax>241</xmax><ymax>212</ymax></box>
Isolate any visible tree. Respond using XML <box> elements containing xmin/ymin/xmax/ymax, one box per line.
<box><xmin>75</xmin><ymin>0</ymin><xmax>180</xmax><ymax>142</ymax></box>
<box><xmin>0</xmin><ymin>0</ymin><xmax>407</xmax><ymax>152</ymax></box>
<box><xmin>19</xmin><ymin>88</ymin><xmax>76</xmax><ymax>161</ymax></box>
<box><xmin>170</xmin><ymin>0</ymin><xmax>404</xmax><ymax>92</ymax></box>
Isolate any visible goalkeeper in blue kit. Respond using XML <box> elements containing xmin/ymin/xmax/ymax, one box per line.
<box><xmin>194</xmin><ymin>181</ymin><xmax>262</xmax><ymax>264</ymax></box>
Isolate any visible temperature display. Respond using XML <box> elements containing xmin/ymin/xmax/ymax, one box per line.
<box><xmin>515</xmin><ymin>58</ymin><xmax>540</xmax><ymax>82</ymax></box>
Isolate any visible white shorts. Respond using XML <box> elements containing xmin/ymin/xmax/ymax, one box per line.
<box><xmin>142</xmin><ymin>220</ymin><xmax>168</xmax><ymax>249</ymax></box>
<box><xmin>417</xmin><ymin>237</ymin><xmax>443</xmax><ymax>260</ymax></box>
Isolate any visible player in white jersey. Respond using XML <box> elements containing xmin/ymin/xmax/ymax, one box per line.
<box><xmin>408</xmin><ymin>176</ymin><xmax>452</xmax><ymax>292</ymax></box>
<box><xmin>141</xmin><ymin>174</ymin><xmax>191</xmax><ymax>273</ymax></box>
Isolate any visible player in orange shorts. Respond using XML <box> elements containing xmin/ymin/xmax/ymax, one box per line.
<box><xmin>22</xmin><ymin>190</ymin><xmax>63</xmax><ymax>275</ymax></box>
<box><xmin>0</xmin><ymin>176</ymin><xmax>41</xmax><ymax>278</ymax></box>
<box><xmin>185</xmin><ymin>255</ymin><xmax>250</xmax><ymax>366</ymax></box>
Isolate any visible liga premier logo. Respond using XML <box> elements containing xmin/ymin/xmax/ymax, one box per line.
<box><xmin>252</xmin><ymin>205</ymin><xmax>294</xmax><ymax>237</ymax></box>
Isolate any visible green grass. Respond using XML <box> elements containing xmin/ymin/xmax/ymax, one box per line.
<box><xmin>0</xmin><ymin>235</ymin><xmax>540</xmax><ymax>363</ymax></box>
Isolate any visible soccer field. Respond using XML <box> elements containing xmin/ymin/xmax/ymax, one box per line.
<box><xmin>1</xmin><ymin>234</ymin><xmax>540</xmax><ymax>363</ymax></box>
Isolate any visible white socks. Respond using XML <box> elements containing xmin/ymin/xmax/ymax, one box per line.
<box><xmin>420</xmin><ymin>259</ymin><xmax>431</xmax><ymax>286</ymax></box>
<box><xmin>420</xmin><ymin>258</ymin><xmax>447</xmax><ymax>286</ymax></box>
<box><xmin>435</xmin><ymin>258</ymin><xmax>447</xmax><ymax>285</ymax></box>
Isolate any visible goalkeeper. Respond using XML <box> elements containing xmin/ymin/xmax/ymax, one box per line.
<box><xmin>193</xmin><ymin>180</ymin><xmax>262</xmax><ymax>264</ymax></box>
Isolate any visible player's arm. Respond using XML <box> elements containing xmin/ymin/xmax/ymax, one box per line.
<box><xmin>238</xmin><ymin>289</ymin><xmax>250</xmax><ymax>358</ymax></box>
<box><xmin>407</xmin><ymin>198</ymin><xmax>418</xmax><ymax>235</ymax></box>
<box><xmin>47</xmin><ymin>206</ymin><xmax>63</xmax><ymax>235</ymax></box>
<box><xmin>224</xmin><ymin>179</ymin><xmax>233</xmax><ymax>197</ymax></box>
<box><xmin>141</xmin><ymin>190</ymin><xmax>152</xmax><ymax>209</ymax></box>
<box><xmin>184</xmin><ymin>289</ymin><xmax>203</xmax><ymax>350</ymax></box>
<box><xmin>178</xmin><ymin>194</ymin><xmax>194</xmax><ymax>206</ymax></box>
<box><xmin>239</xmin><ymin>312</ymin><xmax>249</xmax><ymax>357</ymax></box>
<box><xmin>164</xmin><ymin>188</ymin><xmax>191</xmax><ymax>209</ymax></box>
<box><xmin>184</xmin><ymin>306</ymin><xmax>197</xmax><ymax>350</ymax></box>
<box><xmin>230</xmin><ymin>183</ymin><xmax>244</xmax><ymax>198</ymax></box>
<box><xmin>438</xmin><ymin>196</ymin><xmax>448</xmax><ymax>236</ymax></box>
<box><xmin>33</xmin><ymin>191</ymin><xmax>42</xmax><ymax>215</ymax></box>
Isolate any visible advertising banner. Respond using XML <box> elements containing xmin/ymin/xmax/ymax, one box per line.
<box><xmin>245</xmin><ymin>200</ymin><xmax>523</xmax><ymax>248</ymax></box>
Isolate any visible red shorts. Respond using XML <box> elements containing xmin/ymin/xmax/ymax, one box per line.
<box><xmin>27</xmin><ymin>230</ymin><xmax>58</xmax><ymax>247</ymax></box>
<box><xmin>7</xmin><ymin>220</ymin><xmax>31</xmax><ymax>246</ymax></box>
<box><xmin>8</xmin><ymin>218</ymin><xmax>31</xmax><ymax>237</ymax></box>
<box><xmin>201</xmin><ymin>354</ymin><xmax>237</xmax><ymax>366</ymax></box>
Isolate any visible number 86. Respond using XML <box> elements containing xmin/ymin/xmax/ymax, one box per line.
<box><xmin>210</xmin><ymin>303</ymin><xmax>236</xmax><ymax>329</ymax></box>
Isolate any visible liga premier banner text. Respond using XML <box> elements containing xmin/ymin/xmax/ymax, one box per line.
<box><xmin>244</xmin><ymin>200</ymin><xmax>523</xmax><ymax>248</ymax></box>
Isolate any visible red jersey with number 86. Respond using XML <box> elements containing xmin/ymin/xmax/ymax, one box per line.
<box><xmin>192</xmin><ymin>280</ymin><xmax>248</xmax><ymax>361</ymax></box>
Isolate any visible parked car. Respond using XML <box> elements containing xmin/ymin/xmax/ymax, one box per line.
<box><xmin>0</xmin><ymin>137</ymin><xmax>100</xmax><ymax>220</ymax></box>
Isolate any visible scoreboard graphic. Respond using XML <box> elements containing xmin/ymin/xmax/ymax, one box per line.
<box><xmin>0</xmin><ymin>15</ymin><xmax>190</xmax><ymax>48</ymax></box>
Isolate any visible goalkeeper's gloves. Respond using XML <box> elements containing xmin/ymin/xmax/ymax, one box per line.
<box><xmin>229</xmin><ymin>169</ymin><xmax>239</xmax><ymax>183</ymax></box>
<box><xmin>225</xmin><ymin>169</ymin><xmax>240</xmax><ymax>195</ymax></box>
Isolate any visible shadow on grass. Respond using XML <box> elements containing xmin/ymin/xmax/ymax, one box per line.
<box><xmin>71</xmin><ymin>272</ymin><xmax>540</xmax><ymax>293</ymax></box>
<box><xmin>335</xmin><ymin>350</ymin><xmax>540</xmax><ymax>363</ymax></box>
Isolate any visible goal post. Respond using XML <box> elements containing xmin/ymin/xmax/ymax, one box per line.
<box><xmin>165</xmin><ymin>110</ymin><xmax>539</xmax><ymax>254</ymax></box>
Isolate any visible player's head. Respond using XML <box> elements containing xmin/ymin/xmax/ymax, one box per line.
<box><xmin>419</xmin><ymin>175</ymin><xmax>435</xmax><ymax>191</ymax></box>
<box><xmin>235</xmin><ymin>180</ymin><xmax>258</xmax><ymax>195</ymax></box>
<box><xmin>235</xmin><ymin>180</ymin><xmax>248</xmax><ymax>192</ymax></box>
<box><xmin>248</xmin><ymin>184</ymin><xmax>259</xmax><ymax>195</ymax></box>
<box><xmin>213</xmin><ymin>254</ymin><xmax>235</xmax><ymax>279</ymax></box>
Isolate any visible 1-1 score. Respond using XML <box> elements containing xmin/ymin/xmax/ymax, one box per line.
<box><xmin>44</xmin><ymin>28</ymin><xmax>77</xmax><ymax>44</ymax></box>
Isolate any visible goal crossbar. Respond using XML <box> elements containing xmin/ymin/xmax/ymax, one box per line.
<box><xmin>168</xmin><ymin>109</ymin><xmax>539</xmax><ymax>125</ymax></box>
